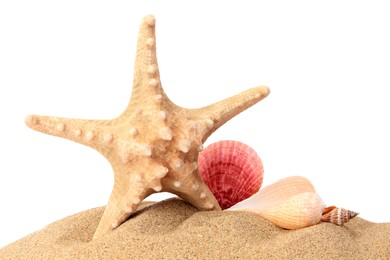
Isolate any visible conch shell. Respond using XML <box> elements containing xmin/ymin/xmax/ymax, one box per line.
<box><xmin>321</xmin><ymin>206</ymin><xmax>359</xmax><ymax>226</ymax></box>
<box><xmin>228</xmin><ymin>176</ymin><xmax>325</xmax><ymax>229</ymax></box>
<box><xmin>198</xmin><ymin>140</ymin><xmax>264</xmax><ymax>209</ymax></box>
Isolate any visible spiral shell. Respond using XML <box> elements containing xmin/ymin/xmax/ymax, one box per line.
<box><xmin>198</xmin><ymin>140</ymin><xmax>264</xmax><ymax>209</ymax></box>
<box><xmin>321</xmin><ymin>206</ymin><xmax>359</xmax><ymax>226</ymax></box>
<box><xmin>228</xmin><ymin>176</ymin><xmax>325</xmax><ymax>229</ymax></box>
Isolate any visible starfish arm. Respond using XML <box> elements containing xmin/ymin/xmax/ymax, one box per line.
<box><xmin>191</xmin><ymin>86</ymin><xmax>270</xmax><ymax>141</ymax></box>
<box><xmin>93</xmin><ymin>157</ymin><xmax>169</xmax><ymax>239</ymax></box>
<box><xmin>164</xmin><ymin>168</ymin><xmax>222</xmax><ymax>212</ymax></box>
<box><xmin>25</xmin><ymin>114</ymin><xmax>111</xmax><ymax>150</ymax></box>
<box><xmin>93</xmin><ymin>180</ymin><xmax>151</xmax><ymax>240</ymax></box>
<box><xmin>121</xmin><ymin>15</ymin><xmax>174</xmax><ymax>117</ymax></box>
<box><xmin>93</xmin><ymin>186</ymin><xmax>146</xmax><ymax>240</ymax></box>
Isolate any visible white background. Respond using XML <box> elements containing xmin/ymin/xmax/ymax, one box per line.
<box><xmin>1</xmin><ymin>1</ymin><xmax>390</xmax><ymax>248</ymax></box>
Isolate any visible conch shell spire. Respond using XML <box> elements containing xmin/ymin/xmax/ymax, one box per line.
<box><xmin>321</xmin><ymin>206</ymin><xmax>359</xmax><ymax>226</ymax></box>
<box><xmin>25</xmin><ymin>15</ymin><xmax>270</xmax><ymax>240</ymax></box>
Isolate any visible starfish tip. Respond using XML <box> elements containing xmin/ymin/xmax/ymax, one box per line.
<box><xmin>253</xmin><ymin>86</ymin><xmax>270</xmax><ymax>100</ymax></box>
<box><xmin>144</xmin><ymin>15</ymin><xmax>156</xmax><ymax>26</ymax></box>
<box><xmin>25</xmin><ymin>115</ymin><xmax>37</xmax><ymax>127</ymax></box>
<box><xmin>260</xmin><ymin>86</ymin><xmax>271</xmax><ymax>96</ymax></box>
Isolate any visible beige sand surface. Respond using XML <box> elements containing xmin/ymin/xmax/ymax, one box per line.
<box><xmin>1</xmin><ymin>198</ymin><xmax>389</xmax><ymax>259</ymax></box>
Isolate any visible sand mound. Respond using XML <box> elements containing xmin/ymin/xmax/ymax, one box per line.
<box><xmin>1</xmin><ymin>198</ymin><xmax>389</xmax><ymax>259</ymax></box>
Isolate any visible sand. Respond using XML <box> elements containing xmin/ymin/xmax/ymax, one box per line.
<box><xmin>1</xmin><ymin>198</ymin><xmax>389</xmax><ymax>259</ymax></box>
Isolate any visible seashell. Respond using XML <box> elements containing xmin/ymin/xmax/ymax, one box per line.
<box><xmin>321</xmin><ymin>206</ymin><xmax>359</xmax><ymax>226</ymax></box>
<box><xmin>322</xmin><ymin>205</ymin><xmax>337</xmax><ymax>215</ymax></box>
<box><xmin>198</xmin><ymin>140</ymin><xmax>264</xmax><ymax>210</ymax></box>
<box><xmin>228</xmin><ymin>176</ymin><xmax>325</xmax><ymax>229</ymax></box>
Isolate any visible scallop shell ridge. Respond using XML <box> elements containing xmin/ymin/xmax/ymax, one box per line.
<box><xmin>198</xmin><ymin>140</ymin><xmax>264</xmax><ymax>209</ymax></box>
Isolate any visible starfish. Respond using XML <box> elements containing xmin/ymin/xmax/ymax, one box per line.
<box><xmin>25</xmin><ymin>15</ymin><xmax>270</xmax><ymax>240</ymax></box>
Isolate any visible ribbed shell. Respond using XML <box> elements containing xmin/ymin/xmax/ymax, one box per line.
<box><xmin>228</xmin><ymin>176</ymin><xmax>325</xmax><ymax>229</ymax></box>
<box><xmin>198</xmin><ymin>140</ymin><xmax>264</xmax><ymax>210</ymax></box>
<box><xmin>321</xmin><ymin>206</ymin><xmax>359</xmax><ymax>226</ymax></box>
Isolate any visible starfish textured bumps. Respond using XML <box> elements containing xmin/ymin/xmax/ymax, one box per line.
<box><xmin>25</xmin><ymin>15</ymin><xmax>270</xmax><ymax>240</ymax></box>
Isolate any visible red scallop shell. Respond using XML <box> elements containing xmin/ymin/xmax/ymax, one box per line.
<box><xmin>198</xmin><ymin>140</ymin><xmax>264</xmax><ymax>210</ymax></box>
